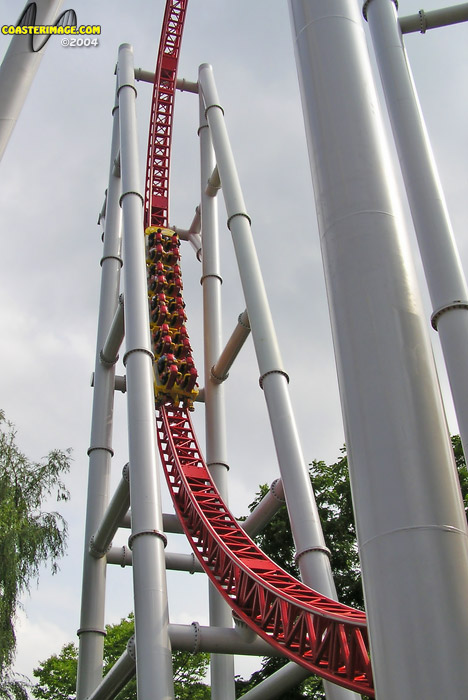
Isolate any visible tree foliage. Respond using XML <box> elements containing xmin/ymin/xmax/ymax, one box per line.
<box><xmin>237</xmin><ymin>439</ymin><xmax>468</xmax><ymax>699</ymax></box>
<box><xmin>32</xmin><ymin>614</ymin><xmax>210</xmax><ymax>700</ymax></box>
<box><xmin>0</xmin><ymin>410</ymin><xmax>71</xmax><ymax>698</ymax></box>
<box><xmin>32</xmin><ymin>644</ymin><xmax>76</xmax><ymax>700</ymax></box>
<box><xmin>247</xmin><ymin>450</ymin><xmax>362</xmax><ymax>609</ymax></box>
<box><xmin>0</xmin><ymin>673</ymin><xmax>30</xmax><ymax>700</ymax></box>
<box><xmin>309</xmin><ymin>450</ymin><xmax>363</xmax><ymax>609</ymax></box>
<box><xmin>452</xmin><ymin>435</ymin><xmax>468</xmax><ymax>519</ymax></box>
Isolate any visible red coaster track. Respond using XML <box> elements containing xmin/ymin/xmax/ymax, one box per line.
<box><xmin>144</xmin><ymin>0</ymin><xmax>187</xmax><ymax>229</ymax></box>
<box><xmin>145</xmin><ymin>1</ymin><xmax>374</xmax><ymax>695</ymax></box>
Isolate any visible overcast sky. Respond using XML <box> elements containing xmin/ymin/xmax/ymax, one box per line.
<box><xmin>1</xmin><ymin>0</ymin><xmax>467</xmax><ymax>687</ymax></box>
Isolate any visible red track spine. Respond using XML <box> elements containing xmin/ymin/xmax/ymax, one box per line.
<box><xmin>157</xmin><ymin>406</ymin><xmax>374</xmax><ymax>697</ymax></box>
<box><xmin>144</xmin><ymin>0</ymin><xmax>188</xmax><ymax>229</ymax></box>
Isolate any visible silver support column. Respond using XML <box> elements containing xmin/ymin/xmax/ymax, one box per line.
<box><xmin>365</xmin><ymin>0</ymin><xmax>468</xmax><ymax>461</ymax></box>
<box><xmin>76</xmin><ymin>81</ymin><xmax>122</xmax><ymax>700</ymax></box>
<box><xmin>198</xmin><ymin>94</ymin><xmax>236</xmax><ymax>700</ymax></box>
<box><xmin>117</xmin><ymin>44</ymin><xmax>174</xmax><ymax>700</ymax></box>
<box><xmin>0</xmin><ymin>0</ymin><xmax>63</xmax><ymax>159</ymax></box>
<box><xmin>199</xmin><ymin>62</ymin><xmax>358</xmax><ymax>700</ymax></box>
<box><xmin>289</xmin><ymin>2</ymin><xmax>468</xmax><ymax>698</ymax></box>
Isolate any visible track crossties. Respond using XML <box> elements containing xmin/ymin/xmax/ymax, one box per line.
<box><xmin>144</xmin><ymin>0</ymin><xmax>188</xmax><ymax>229</ymax></box>
<box><xmin>157</xmin><ymin>407</ymin><xmax>373</xmax><ymax>696</ymax></box>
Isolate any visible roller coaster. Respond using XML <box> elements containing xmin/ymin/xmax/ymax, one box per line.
<box><xmin>71</xmin><ymin>1</ymin><xmax>468</xmax><ymax>699</ymax></box>
<box><xmin>144</xmin><ymin>1</ymin><xmax>371</xmax><ymax>694</ymax></box>
<box><xmin>1</xmin><ymin>0</ymin><xmax>468</xmax><ymax>698</ymax></box>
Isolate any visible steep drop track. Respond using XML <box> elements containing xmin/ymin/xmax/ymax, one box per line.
<box><xmin>145</xmin><ymin>1</ymin><xmax>374</xmax><ymax>695</ymax></box>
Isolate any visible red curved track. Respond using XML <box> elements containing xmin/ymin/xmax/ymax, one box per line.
<box><xmin>144</xmin><ymin>0</ymin><xmax>188</xmax><ymax>229</ymax></box>
<box><xmin>146</xmin><ymin>2</ymin><xmax>374</xmax><ymax>695</ymax></box>
<box><xmin>157</xmin><ymin>407</ymin><xmax>373</xmax><ymax>695</ymax></box>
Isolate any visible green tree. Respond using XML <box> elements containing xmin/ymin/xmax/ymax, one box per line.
<box><xmin>32</xmin><ymin>615</ymin><xmax>210</xmax><ymax>700</ymax></box>
<box><xmin>248</xmin><ymin>451</ymin><xmax>362</xmax><ymax>609</ymax></box>
<box><xmin>452</xmin><ymin>435</ymin><xmax>468</xmax><ymax>518</ymax></box>
<box><xmin>32</xmin><ymin>644</ymin><xmax>76</xmax><ymax>700</ymax></box>
<box><xmin>236</xmin><ymin>439</ymin><xmax>468</xmax><ymax>699</ymax></box>
<box><xmin>0</xmin><ymin>410</ymin><xmax>71</xmax><ymax>700</ymax></box>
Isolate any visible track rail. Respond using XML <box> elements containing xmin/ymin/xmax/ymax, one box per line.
<box><xmin>145</xmin><ymin>1</ymin><xmax>374</xmax><ymax>695</ymax></box>
<box><xmin>157</xmin><ymin>406</ymin><xmax>373</xmax><ymax>695</ymax></box>
<box><xmin>144</xmin><ymin>0</ymin><xmax>188</xmax><ymax>229</ymax></box>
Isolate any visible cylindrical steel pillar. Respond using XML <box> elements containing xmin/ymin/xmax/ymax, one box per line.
<box><xmin>0</xmin><ymin>0</ymin><xmax>63</xmax><ymax>159</ymax></box>
<box><xmin>364</xmin><ymin>0</ymin><xmax>468</xmax><ymax>461</ymax></box>
<box><xmin>117</xmin><ymin>44</ymin><xmax>174</xmax><ymax>700</ymax></box>
<box><xmin>199</xmin><ymin>91</ymin><xmax>236</xmax><ymax>700</ymax></box>
<box><xmin>199</xmin><ymin>62</ymin><xmax>358</xmax><ymax>700</ymax></box>
<box><xmin>76</xmin><ymin>82</ymin><xmax>122</xmax><ymax>700</ymax></box>
<box><xmin>289</xmin><ymin>2</ymin><xmax>468</xmax><ymax>698</ymax></box>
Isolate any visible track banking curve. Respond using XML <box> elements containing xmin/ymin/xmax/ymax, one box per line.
<box><xmin>145</xmin><ymin>1</ymin><xmax>374</xmax><ymax>695</ymax></box>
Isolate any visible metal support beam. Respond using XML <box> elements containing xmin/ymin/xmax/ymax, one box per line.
<box><xmin>120</xmin><ymin>511</ymin><xmax>184</xmax><ymax>534</ymax></box>
<box><xmin>199</xmin><ymin>86</ymin><xmax>236</xmax><ymax>700</ymax></box>
<box><xmin>89</xmin><ymin>464</ymin><xmax>130</xmax><ymax>558</ymax></box>
<box><xmin>106</xmin><ymin>546</ymin><xmax>204</xmax><ymax>573</ymax></box>
<box><xmin>0</xmin><ymin>0</ymin><xmax>64</xmax><ymax>159</ymax></box>
<box><xmin>211</xmin><ymin>309</ymin><xmax>251</xmax><ymax>383</ymax></box>
<box><xmin>289</xmin><ymin>1</ymin><xmax>468</xmax><ymax>698</ymax></box>
<box><xmin>399</xmin><ymin>2</ymin><xmax>468</xmax><ymax>34</ymax></box>
<box><xmin>134</xmin><ymin>67</ymin><xmax>199</xmax><ymax>93</ymax></box>
<box><xmin>86</xmin><ymin>625</ymin><xmax>285</xmax><ymax>700</ymax></box>
<box><xmin>365</xmin><ymin>0</ymin><xmax>468</xmax><ymax>464</ymax></box>
<box><xmin>76</xmin><ymin>77</ymin><xmax>122</xmax><ymax>700</ymax></box>
<box><xmin>100</xmin><ymin>294</ymin><xmax>125</xmax><ymax>366</ymax></box>
<box><xmin>90</xmin><ymin>372</ymin><xmax>126</xmax><ymax>393</ymax></box>
<box><xmin>241</xmin><ymin>479</ymin><xmax>285</xmax><ymax>539</ymax></box>
<box><xmin>86</xmin><ymin>638</ymin><xmax>136</xmax><ymax>700</ymax></box>
<box><xmin>238</xmin><ymin>664</ymin><xmax>311</xmax><ymax>700</ymax></box>
<box><xmin>199</xmin><ymin>61</ymin><xmax>358</xmax><ymax>700</ymax></box>
<box><xmin>98</xmin><ymin>191</ymin><xmax>107</xmax><ymax>226</ymax></box>
<box><xmin>206</xmin><ymin>165</ymin><xmax>221</xmax><ymax>197</ymax></box>
<box><xmin>178</xmin><ymin>206</ymin><xmax>201</xmax><ymax>237</ymax></box>
<box><xmin>173</xmin><ymin>206</ymin><xmax>202</xmax><ymax>259</ymax></box>
<box><xmin>169</xmin><ymin>623</ymin><xmax>279</xmax><ymax>656</ymax></box>
<box><xmin>117</xmin><ymin>43</ymin><xmax>174</xmax><ymax>700</ymax></box>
